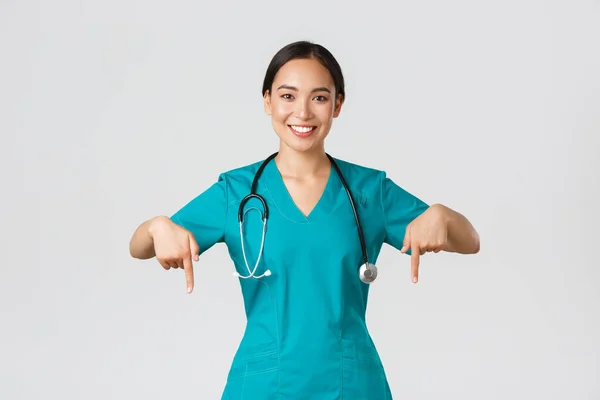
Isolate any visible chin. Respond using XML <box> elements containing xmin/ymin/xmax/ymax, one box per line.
<box><xmin>279</xmin><ymin>138</ymin><xmax>316</xmax><ymax>153</ymax></box>
<box><xmin>291</xmin><ymin>143</ymin><xmax>319</xmax><ymax>153</ymax></box>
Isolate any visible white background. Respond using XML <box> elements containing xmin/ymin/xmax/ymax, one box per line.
<box><xmin>1</xmin><ymin>0</ymin><xmax>599</xmax><ymax>398</ymax></box>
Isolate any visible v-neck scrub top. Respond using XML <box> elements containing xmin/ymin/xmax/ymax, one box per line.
<box><xmin>170</xmin><ymin>157</ymin><xmax>429</xmax><ymax>400</ymax></box>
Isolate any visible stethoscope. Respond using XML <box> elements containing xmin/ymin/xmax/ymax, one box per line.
<box><xmin>233</xmin><ymin>152</ymin><xmax>378</xmax><ymax>284</ymax></box>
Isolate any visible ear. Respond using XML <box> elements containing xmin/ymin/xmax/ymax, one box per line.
<box><xmin>263</xmin><ymin>90</ymin><xmax>272</xmax><ymax>115</ymax></box>
<box><xmin>333</xmin><ymin>94</ymin><xmax>344</xmax><ymax>118</ymax></box>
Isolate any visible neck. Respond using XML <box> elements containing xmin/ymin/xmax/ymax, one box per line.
<box><xmin>275</xmin><ymin>143</ymin><xmax>330</xmax><ymax>178</ymax></box>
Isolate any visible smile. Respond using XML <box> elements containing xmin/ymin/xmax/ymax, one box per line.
<box><xmin>289</xmin><ymin>125</ymin><xmax>316</xmax><ymax>137</ymax></box>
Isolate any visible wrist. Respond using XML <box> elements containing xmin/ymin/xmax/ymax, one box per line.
<box><xmin>148</xmin><ymin>215</ymin><xmax>170</xmax><ymax>238</ymax></box>
<box><xmin>430</xmin><ymin>203</ymin><xmax>452</xmax><ymax>223</ymax></box>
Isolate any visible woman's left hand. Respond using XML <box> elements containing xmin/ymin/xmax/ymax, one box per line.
<box><xmin>400</xmin><ymin>204</ymin><xmax>449</xmax><ymax>284</ymax></box>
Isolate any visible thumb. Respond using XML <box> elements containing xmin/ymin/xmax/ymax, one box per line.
<box><xmin>400</xmin><ymin>225</ymin><xmax>411</xmax><ymax>253</ymax></box>
<box><xmin>189</xmin><ymin>235</ymin><xmax>200</xmax><ymax>262</ymax></box>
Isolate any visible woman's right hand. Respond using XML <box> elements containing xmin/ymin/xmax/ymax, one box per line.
<box><xmin>149</xmin><ymin>216</ymin><xmax>200</xmax><ymax>294</ymax></box>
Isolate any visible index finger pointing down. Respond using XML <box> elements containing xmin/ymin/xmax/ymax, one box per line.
<box><xmin>183</xmin><ymin>256</ymin><xmax>194</xmax><ymax>293</ymax></box>
<box><xmin>411</xmin><ymin>245</ymin><xmax>420</xmax><ymax>283</ymax></box>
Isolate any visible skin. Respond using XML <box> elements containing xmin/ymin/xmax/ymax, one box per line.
<box><xmin>128</xmin><ymin>57</ymin><xmax>480</xmax><ymax>293</ymax></box>
<box><xmin>400</xmin><ymin>203</ymin><xmax>480</xmax><ymax>282</ymax></box>
<box><xmin>263</xmin><ymin>58</ymin><xmax>479</xmax><ymax>283</ymax></box>
<box><xmin>263</xmin><ymin>58</ymin><xmax>343</xmax><ymax>217</ymax></box>
<box><xmin>264</xmin><ymin>58</ymin><xmax>342</xmax><ymax>159</ymax></box>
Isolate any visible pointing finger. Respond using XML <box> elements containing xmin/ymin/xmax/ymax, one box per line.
<box><xmin>411</xmin><ymin>245</ymin><xmax>420</xmax><ymax>284</ymax></box>
<box><xmin>183</xmin><ymin>255</ymin><xmax>194</xmax><ymax>294</ymax></box>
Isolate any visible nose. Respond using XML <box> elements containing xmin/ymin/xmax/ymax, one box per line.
<box><xmin>294</xmin><ymin>98</ymin><xmax>311</xmax><ymax>120</ymax></box>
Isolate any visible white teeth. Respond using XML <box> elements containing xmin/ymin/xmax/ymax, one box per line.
<box><xmin>291</xmin><ymin>125</ymin><xmax>314</xmax><ymax>133</ymax></box>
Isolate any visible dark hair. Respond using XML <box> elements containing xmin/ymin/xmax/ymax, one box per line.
<box><xmin>261</xmin><ymin>41</ymin><xmax>345</xmax><ymax>100</ymax></box>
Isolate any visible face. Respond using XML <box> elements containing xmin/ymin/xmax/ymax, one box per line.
<box><xmin>264</xmin><ymin>58</ymin><xmax>343</xmax><ymax>154</ymax></box>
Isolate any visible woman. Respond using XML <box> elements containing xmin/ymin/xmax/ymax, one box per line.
<box><xmin>129</xmin><ymin>41</ymin><xmax>480</xmax><ymax>399</ymax></box>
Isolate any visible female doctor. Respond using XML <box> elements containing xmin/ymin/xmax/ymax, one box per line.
<box><xmin>129</xmin><ymin>41</ymin><xmax>480</xmax><ymax>399</ymax></box>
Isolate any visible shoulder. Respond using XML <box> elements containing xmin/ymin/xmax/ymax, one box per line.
<box><xmin>218</xmin><ymin>159</ymin><xmax>263</xmax><ymax>185</ymax></box>
<box><xmin>330</xmin><ymin>156</ymin><xmax>390</xmax><ymax>206</ymax></box>
<box><xmin>331</xmin><ymin>156</ymin><xmax>387</xmax><ymax>188</ymax></box>
<box><xmin>214</xmin><ymin>158</ymin><xmax>268</xmax><ymax>205</ymax></box>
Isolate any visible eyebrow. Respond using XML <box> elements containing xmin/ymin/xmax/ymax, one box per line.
<box><xmin>276</xmin><ymin>84</ymin><xmax>331</xmax><ymax>93</ymax></box>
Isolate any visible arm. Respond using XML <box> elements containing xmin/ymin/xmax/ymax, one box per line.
<box><xmin>131</xmin><ymin>175</ymin><xmax>228</xmax><ymax>260</ymax></box>
<box><xmin>130</xmin><ymin>175</ymin><xmax>228</xmax><ymax>262</ymax></box>
<box><xmin>399</xmin><ymin>203</ymin><xmax>480</xmax><ymax>283</ymax></box>
<box><xmin>129</xmin><ymin>216</ymin><xmax>170</xmax><ymax>259</ymax></box>
<box><xmin>380</xmin><ymin>173</ymin><xmax>480</xmax><ymax>283</ymax></box>
<box><xmin>432</xmin><ymin>204</ymin><xmax>480</xmax><ymax>254</ymax></box>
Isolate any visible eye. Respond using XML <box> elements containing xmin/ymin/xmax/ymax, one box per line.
<box><xmin>281</xmin><ymin>93</ymin><xmax>294</xmax><ymax>100</ymax></box>
<box><xmin>314</xmin><ymin>95</ymin><xmax>328</xmax><ymax>102</ymax></box>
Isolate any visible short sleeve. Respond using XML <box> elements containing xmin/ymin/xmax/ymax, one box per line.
<box><xmin>170</xmin><ymin>174</ymin><xmax>228</xmax><ymax>256</ymax></box>
<box><xmin>380</xmin><ymin>172</ymin><xmax>430</xmax><ymax>252</ymax></box>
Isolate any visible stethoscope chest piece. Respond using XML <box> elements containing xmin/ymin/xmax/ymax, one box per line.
<box><xmin>359</xmin><ymin>263</ymin><xmax>378</xmax><ymax>284</ymax></box>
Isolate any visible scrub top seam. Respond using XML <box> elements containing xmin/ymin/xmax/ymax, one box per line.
<box><xmin>379</xmin><ymin>172</ymin><xmax>390</xmax><ymax>241</ymax></box>
<box><xmin>263</xmin><ymin>177</ymin><xmax>315</xmax><ymax>225</ymax></box>
<box><xmin>230</xmin><ymin>188</ymin><xmax>378</xmax><ymax>227</ymax></box>
<box><xmin>263</xmin><ymin>174</ymin><xmax>377</xmax><ymax>227</ymax></box>
<box><xmin>225</xmin><ymin>189</ymin><xmax>270</xmax><ymax>209</ymax></box>
<box><xmin>258</xmin><ymin>280</ymin><xmax>282</xmax><ymax>398</ymax></box>
<box><xmin>222</xmin><ymin>174</ymin><xmax>230</xmax><ymax>242</ymax></box>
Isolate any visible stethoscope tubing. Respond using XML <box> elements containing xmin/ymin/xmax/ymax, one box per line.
<box><xmin>235</xmin><ymin>152</ymin><xmax>374</xmax><ymax>282</ymax></box>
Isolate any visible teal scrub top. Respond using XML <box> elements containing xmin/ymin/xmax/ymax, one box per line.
<box><xmin>170</xmin><ymin>156</ymin><xmax>429</xmax><ymax>400</ymax></box>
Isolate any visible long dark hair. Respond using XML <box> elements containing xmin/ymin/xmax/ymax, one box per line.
<box><xmin>261</xmin><ymin>41</ymin><xmax>346</xmax><ymax>101</ymax></box>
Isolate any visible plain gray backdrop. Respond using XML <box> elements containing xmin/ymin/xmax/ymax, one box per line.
<box><xmin>2</xmin><ymin>0</ymin><xmax>599</xmax><ymax>399</ymax></box>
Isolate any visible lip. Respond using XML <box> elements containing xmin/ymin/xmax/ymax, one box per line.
<box><xmin>288</xmin><ymin>124</ymin><xmax>317</xmax><ymax>138</ymax></box>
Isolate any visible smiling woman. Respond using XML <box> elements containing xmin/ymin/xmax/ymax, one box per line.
<box><xmin>128</xmin><ymin>40</ymin><xmax>480</xmax><ymax>399</ymax></box>
<box><xmin>263</xmin><ymin>49</ymin><xmax>344</xmax><ymax>155</ymax></box>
